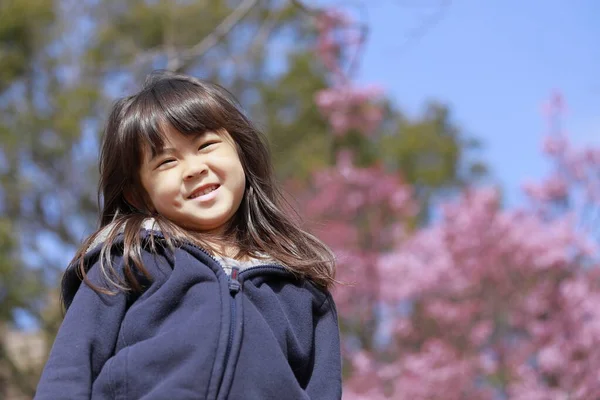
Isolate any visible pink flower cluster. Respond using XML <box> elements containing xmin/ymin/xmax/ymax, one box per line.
<box><xmin>315</xmin><ymin>9</ymin><xmax>359</xmax><ymax>81</ymax></box>
<box><xmin>315</xmin><ymin>86</ymin><xmax>384</xmax><ymax>136</ymax></box>
<box><xmin>300</xmin><ymin>151</ymin><xmax>416</xmax><ymax>319</ymax></box>
<box><xmin>314</xmin><ymin>9</ymin><xmax>384</xmax><ymax>136</ymax></box>
<box><xmin>343</xmin><ymin>187</ymin><xmax>599</xmax><ymax>399</ymax></box>
<box><xmin>524</xmin><ymin>93</ymin><xmax>600</xmax><ymax>212</ymax></box>
<box><xmin>522</xmin><ymin>132</ymin><xmax>600</xmax><ymax>208</ymax></box>
<box><xmin>508</xmin><ymin>275</ymin><xmax>600</xmax><ymax>399</ymax></box>
<box><xmin>305</xmin><ymin>6</ymin><xmax>600</xmax><ymax>398</ymax></box>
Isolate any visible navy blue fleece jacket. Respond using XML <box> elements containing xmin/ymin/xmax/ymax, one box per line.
<box><xmin>34</xmin><ymin>233</ymin><xmax>342</xmax><ymax>399</ymax></box>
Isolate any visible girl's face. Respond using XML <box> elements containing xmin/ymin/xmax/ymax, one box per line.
<box><xmin>139</xmin><ymin>125</ymin><xmax>246</xmax><ymax>234</ymax></box>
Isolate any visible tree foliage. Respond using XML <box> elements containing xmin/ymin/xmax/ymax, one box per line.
<box><xmin>0</xmin><ymin>1</ymin><xmax>486</xmax><ymax>397</ymax></box>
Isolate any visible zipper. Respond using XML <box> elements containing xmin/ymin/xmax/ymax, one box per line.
<box><xmin>217</xmin><ymin>263</ymin><xmax>287</xmax><ymax>398</ymax></box>
<box><xmin>176</xmin><ymin>241</ymin><xmax>237</xmax><ymax>399</ymax></box>
<box><xmin>185</xmin><ymin>243</ymin><xmax>241</xmax><ymax>392</ymax></box>
<box><xmin>183</xmin><ymin>239</ymin><xmax>286</xmax><ymax>366</ymax></box>
<box><xmin>238</xmin><ymin>264</ymin><xmax>287</xmax><ymax>277</ymax></box>
<box><xmin>153</xmin><ymin>235</ymin><xmax>289</xmax><ymax>398</ymax></box>
<box><xmin>224</xmin><ymin>266</ymin><xmax>241</xmax><ymax>372</ymax></box>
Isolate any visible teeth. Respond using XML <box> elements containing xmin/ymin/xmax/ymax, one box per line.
<box><xmin>190</xmin><ymin>185</ymin><xmax>217</xmax><ymax>199</ymax></box>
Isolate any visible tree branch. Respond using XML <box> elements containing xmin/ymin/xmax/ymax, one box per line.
<box><xmin>289</xmin><ymin>0</ymin><xmax>321</xmax><ymax>16</ymax></box>
<box><xmin>202</xmin><ymin>4</ymin><xmax>286</xmax><ymax>73</ymax></box>
<box><xmin>393</xmin><ymin>0</ymin><xmax>451</xmax><ymax>56</ymax></box>
<box><xmin>168</xmin><ymin>0</ymin><xmax>260</xmax><ymax>72</ymax></box>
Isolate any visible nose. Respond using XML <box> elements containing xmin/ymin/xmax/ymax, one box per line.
<box><xmin>183</xmin><ymin>159</ymin><xmax>208</xmax><ymax>181</ymax></box>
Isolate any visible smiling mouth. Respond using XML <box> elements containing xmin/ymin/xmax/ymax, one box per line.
<box><xmin>188</xmin><ymin>184</ymin><xmax>220</xmax><ymax>199</ymax></box>
<box><xmin>188</xmin><ymin>185</ymin><xmax>219</xmax><ymax>199</ymax></box>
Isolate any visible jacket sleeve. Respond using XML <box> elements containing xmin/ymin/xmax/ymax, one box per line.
<box><xmin>305</xmin><ymin>292</ymin><xmax>343</xmax><ymax>399</ymax></box>
<box><xmin>34</xmin><ymin>261</ymin><xmax>129</xmax><ymax>400</ymax></box>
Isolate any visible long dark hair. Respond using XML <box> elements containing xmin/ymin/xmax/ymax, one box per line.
<box><xmin>67</xmin><ymin>70</ymin><xmax>335</xmax><ymax>304</ymax></box>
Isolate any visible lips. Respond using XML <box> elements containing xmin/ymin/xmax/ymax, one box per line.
<box><xmin>188</xmin><ymin>184</ymin><xmax>220</xmax><ymax>199</ymax></box>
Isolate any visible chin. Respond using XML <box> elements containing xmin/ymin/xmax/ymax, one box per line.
<box><xmin>191</xmin><ymin>219</ymin><xmax>229</xmax><ymax>233</ymax></box>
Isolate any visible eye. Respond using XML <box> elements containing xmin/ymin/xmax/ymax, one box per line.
<box><xmin>199</xmin><ymin>141</ymin><xmax>218</xmax><ymax>150</ymax></box>
<box><xmin>157</xmin><ymin>159</ymin><xmax>175</xmax><ymax>167</ymax></box>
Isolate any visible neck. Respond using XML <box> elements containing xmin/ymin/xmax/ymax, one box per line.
<box><xmin>194</xmin><ymin>232</ymin><xmax>242</xmax><ymax>260</ymax></box>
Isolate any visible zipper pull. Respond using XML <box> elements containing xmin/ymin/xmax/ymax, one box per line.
<box><xmin>228</xmin><ymin>266</ymin><xmax>241</xmax><ymax>294</ymax></box>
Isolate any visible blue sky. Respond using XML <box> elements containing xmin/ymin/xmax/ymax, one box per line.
<box><xmin>335</xmin><ymin>0</ymin><xmax>599</xmax><ymax>205</ymax></box>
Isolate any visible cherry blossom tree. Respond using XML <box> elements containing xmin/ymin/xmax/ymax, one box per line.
<box><xmin>303</xmin><ymin>6</ymin><xmax>600</xmax><ymax>399</ymax></box>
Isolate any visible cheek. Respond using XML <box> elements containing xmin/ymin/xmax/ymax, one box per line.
<box><xmin>215</xmin><ymin>152</ymin><xmax>245</xmax><ymax>186</ymax></box>
<box><xmin>234</xmin><ymin>161</ymin><xmax>246</xmax><ymax>192</ymax></box>
<box><xmin>146</xmin><ymin>175</ymin><xmax>181</xmax><ymax>205</ymax></box>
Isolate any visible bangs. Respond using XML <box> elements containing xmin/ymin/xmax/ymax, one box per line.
<box><xmin>119</xmin><ymin>77</ymin><xmax>235</xmax><ymax>158</ymax></box>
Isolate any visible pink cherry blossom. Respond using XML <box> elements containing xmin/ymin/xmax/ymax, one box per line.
<box><xmin>315</xmin><ymin>84</ymin><xmax>384</xmax><ymax>136</ymax></box>
<box><xmin>313</xmin><ymin>8</ymin><xmax>384</xmax><ymax>137</ymax></box>
<box><xmin>304</xmin><ymin>6</ymin><xmax>600</xmax><ymax>397</ymax></box>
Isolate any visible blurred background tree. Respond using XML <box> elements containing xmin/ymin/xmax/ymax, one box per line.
<box><xmin>302</xmin><ymin>6</ymin><xmax>600</xmax><ymax>400</ymax></box>
<box><xmin>0</xmin><ymin>0</ymin><xmax>486</xmax><ymax>397</ymax></box>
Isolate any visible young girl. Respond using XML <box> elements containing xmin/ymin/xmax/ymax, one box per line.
<box><xmin>34</xmin><ymin>71</ymin><xmax>342</xmax><ymax>399</ymax></box>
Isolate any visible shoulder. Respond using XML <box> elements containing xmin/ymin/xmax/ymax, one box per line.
<box><xmin>62</xmin><ymin>222</ymin><xmax>176</xmax><ymax>309</ymax></box>
<box><xmin>305</xmin><ymin>281</ymin><xmax>337</xmax><ymax>316</ymax></box>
